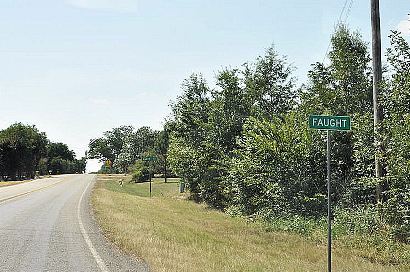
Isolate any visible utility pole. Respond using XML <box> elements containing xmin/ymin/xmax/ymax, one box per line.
<box><xmin>371</xmin><ymin>0</ymin><xmax>383</xmax><ymax>201</ymax></box>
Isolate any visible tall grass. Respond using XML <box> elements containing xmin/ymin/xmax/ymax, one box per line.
<box><xmin>92</xmin><ymin>175</ymin><xmax>409</xmax><ymax>272</ymax></box>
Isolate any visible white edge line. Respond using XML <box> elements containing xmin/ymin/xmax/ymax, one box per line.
<box><xmin>77</xmin><ymin>177</ymin><xmax>110</xmax><ymax>272</ymax></box>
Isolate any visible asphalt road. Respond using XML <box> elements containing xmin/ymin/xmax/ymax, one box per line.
<box><xmin>0</xmin><ymin>174</ymin><xmax>149</xmax><ymax>272</ymax></box>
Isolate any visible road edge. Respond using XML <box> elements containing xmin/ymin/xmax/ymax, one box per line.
<box><xmin>84</xmin><ymin>175</ymin><xmax>150</xmax><ymax>272</ymax></box>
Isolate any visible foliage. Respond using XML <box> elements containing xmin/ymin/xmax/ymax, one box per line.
<box><xmin>165</xmin><ymin>25</ymin><xmax>410</xmax><ymax>243</ymax></box>
<box><xmin>89</xmin><ymin>125</ymin><xmax>163</xmax><ymax>175</ymax></box>
<box><xmin>47</xmin><ymin>142</ymin><xmax>75</xmax><ymax>161</ymax></box>
<box><xmin>301</xmin><ymin>24</ymin><xmax>372</xmax><ymax>116</ymax></box>
<box><xmin>129</xmin><ymin>160</ymin><xmax>150</xmax><ymax>182</ymax></box>
<box><xmin>0</xmin><ymin>123</ymin><xmax>47</xmax><ymax>179</ymax></box>
<box><xmin>153</xmin><ymin>127</ymin><xmax>170</xmax><ymax>179</ymax></box>
<box><xmin>168</xmin><ymin>48</ymin><xmax>298</xmax><ymax>208</ymax></box>
<box><xmin>227</xmin><ymin>113</ymin><xmax>326</xmax><ymax>217</ymax></box>
<box><xmin>0</xmin><ymin>123</ymin><xmax>85</xmax><ymax>180</ymax></box>
<box><xmin>243</xmin><ymin>46</ymin><xmax>297</xmax><ymax>117</ymax></box>
<box><xmin>84</xmin><ymin>25</ymin><xmax>410</xmax><ymax>244</ymax></box>
<box><xmin>381</xmin><ymin>176</ymin><xmax>410</xmax><ymax>243</ymax></box>
<box><xmin>46</xmin><ymin>142</ymin><xmax>85</xmax><ymax>174</ymax></box>
<box><xmin>88</xmin><ymin>125</ymin><xmax>134</xmax><ymax>164</ymax></box>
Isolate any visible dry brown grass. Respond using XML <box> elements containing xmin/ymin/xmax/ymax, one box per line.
<box><xmin>92</xmin><ymin>175</ymin><xmax>408</xmax><ymax>272</ymax></box>
<box><xmin>0</xmin><ymin>180</ymin><xmax>32</xmax><ymax>187</ymax></box>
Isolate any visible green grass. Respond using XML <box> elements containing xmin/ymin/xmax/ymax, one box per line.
<box><xmin>262</xmin><ymin>215</ymin><xmax>410</xmax><ymax>266</ymax></box>
<box><xmin>103</xmin><ymin>175</ymin><xmax>180</xmax><ymax>198</ymax></box>
<box><xmin>92</xmin><ymin>174</ymin><xmax>409</xmax><ymax>272</ymax></box>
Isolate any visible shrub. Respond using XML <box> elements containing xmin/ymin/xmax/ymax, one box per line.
<box><xmin>129</xmin><ymin>160</ymin><xmax>150</xmax><ymax>182</ymax></box>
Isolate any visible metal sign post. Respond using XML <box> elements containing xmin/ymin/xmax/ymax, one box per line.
<box><xmin>149</xmin><ymin>171</ymin><xmax>152</xmax><ymax>198</ymax></box>
<box><xmin>143</xmin><ymin>156</ymin><xmax>157</xmax><ymax>198</ymax></box>
<box><xmin>327</xmin><ymin>129</ymin><xmax>331</xmax><ymax>272</ymax></box>
<box><xmin>309</xmin><ymin>115</ymin><xmax>351</xmax><ymax>272</ymax></box>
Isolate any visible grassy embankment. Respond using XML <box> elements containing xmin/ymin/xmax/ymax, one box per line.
<box><xmin>92</xmin><ymin>174</ymin><xmax>409</xmax><ymax>272</ymax></box>
<box><xmin>0</xmin><ymin>181</ymin><xmax>23</xmax><ymax>188</ymax></box>
<box><xmin>0</xmin><ymin>179</ymin><xmax>35</xmax><ymax>187</ymax></box>
<box><xmin>0</xmin><ymin>175</ymin><xmax>55</xmax><ymax>188</ymax></box>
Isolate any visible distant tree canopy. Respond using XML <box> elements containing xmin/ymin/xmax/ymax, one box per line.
<box><xmin>46</xmin><ymin>142</ymin><xmax>86</xmax><ymax>175</ymax></box>
<box><xmin>0</xmin><ymin>123</ymin><xmax>47</xmax><ymax>180</ymax></box>
<box><xmin>88</xmin><ymin>125</ymin><xmax>170</xmax><ymax>180</ymax></box>
<box><xmin>0</xmin><ymin>123</ymin><xmax>86</xmax><ymax>180</ymax></box>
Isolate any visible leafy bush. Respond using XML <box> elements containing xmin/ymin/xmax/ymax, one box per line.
<box><xmin>129</xmin><ymin>160</ymin><xmax>150</xmax><ymax>182</ymax></box>
<box><xmin>227</xmin><ymin>113</ymin><xmax>327</xmax><ymax>217</ymax></box>
<box><xmin>333</xmin><ymin>206</ymin><xmax>380</xmax><ymax>236</ymax></box>
<box><xmin>381</xmin><ymin>176</ymin><xmax>410</xmax><ymax>243</ymax></box>
<box><xmin>263</xmin><ymin>215</ymin><xmax>326</xmax><ymax>236</ymax></box>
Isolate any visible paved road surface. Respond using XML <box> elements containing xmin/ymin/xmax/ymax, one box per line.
<box><xmin>0</xmin><ymin>174</ymin><xmax>149</xmax><ymax>272</ymax></box>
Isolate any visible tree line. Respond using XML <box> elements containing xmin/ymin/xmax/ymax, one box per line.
<box><xmin>88</xmin><ymin>25</ymin><xmax>409</xmax><ymax>242</ymax></box>
<box><xmin>0</xmin><ymin>123</ymin><xmax>86</xmax><ymax>180</ymax></box>
<box><xmin>166</xmin><ymin>25</ymin><xmax>409</xmax><ymax>242</ymax></box>
<box><xmin>88</xmin><ymin>125</ymin><xmax>169</xmax><ymax>182</ymax></box>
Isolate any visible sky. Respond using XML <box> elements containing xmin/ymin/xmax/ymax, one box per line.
<box><xmin>0</xmin><ymin>0</ymin><xmax>409</xmax><ymax>172</ymax></box>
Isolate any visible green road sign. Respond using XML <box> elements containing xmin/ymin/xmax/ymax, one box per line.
<box><xmin>143</xmin><ymin>156</ymin><xmax>157</xmax><ymax>162</ymax></box>
<box><xmin>309</xmin><ymin>115</ymin><xmax>351</xmax><ymax>131</ymax></box>
<box><xmin>309</xmin><ymin>114</ymin><xmax>351</xmax><ymax>272</ymax></box>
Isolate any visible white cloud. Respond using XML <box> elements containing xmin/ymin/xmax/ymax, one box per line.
<box><xmin>66</xmin><ymin>0</ymin><xmax>138</xmax><ymax>13</ymax></box>
<box><xmin>398</xmin><ymin>15</ymin><xmax>410</xmax><ymax>36</ymax></box>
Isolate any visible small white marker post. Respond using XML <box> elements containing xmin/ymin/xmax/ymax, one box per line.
<box><xmin>309</xmin><ymin>115</ymin><xmax>351</xmax><ymax>272</ymax></box>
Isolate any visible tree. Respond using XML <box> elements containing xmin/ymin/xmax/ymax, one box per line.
<box><xmin>301</xmin><ymin>24</ymin><xmax>373</xmax><ymax>203</ymax></box>
<box><xmin>209</xmin><ymin>68</ymin><xmax>250</xmax><ymax>152</ymax></box>
<box><xmin>89</xmin><ymin>125</ymin><xmax>160</xmax><ymax>174</ymax></box>
<box><xmin>227</xmin><ymin>113</ymin><xmax>326</xmax><ymax>217</ymax></box>
<box><xmin>154</xmin><ymin>127</ymin><xmax>170</xmax><ymax>182</ymax></box>
<box><xmin>47</xmin><ymin>142</ymin><xmax>75</xmax><ymax>161</ymax></box>
<box><xmin>301</xmin><ymin>25</ymin><xmax>372</xmax><ymax>116</ymax></box>
<box><xmin>0</xmin><ymin>123</ymin><xmax>47</xmax><ymax>179</ymax></box>
<box><xmin>168</xmin><ymin>47</ymin><xmax>298</xmax><ymax>208</ymax></box>
<box><xmin>129</xmin><ymin>160</ymin><xmax>150</xmax><ymax>182</ymax></box>
<box><xmin>379</xmin><ymin>31</ymin><xmax>410</xmax><ymax>241</ymax></box>
<box><xmin>113</xmin><ymin>152</ymin><xmax>133</xmax><ymax>174</ymax></box>
<box><xmin>126</xmin><ymin>126</ymin><xmax>157</xmax><ymax>162</ymax></box>
<box><xmin>74</xmin><ymin>157</ymin><xmax>87</xmax><ymax>174</ymax></box>
<box><xmin>385</xmin><ymin>31</ymin><xmax>410</xmax><ymax>175</ymax></box>
<box><xmin>46</xmin><ymin>142</ymin><xmax>79</xmax><ymax>175</ymax></box>
<box><xmin>88</xmin><ymin>138</ymin><xmax>113</xmax><ymax>163</ymax></box>
<box><xmin>168</xmin><ymin>74</ymin><xmax>211</xmax><ymax>200</ymax></box>
<box><xmin>88</xmin><ymin>126</ymin><xmax>134</xmax><ymax>171</ymax></box>
<box><xmin>0</xmin><ymin>123</ymin><xmax>85</xmax><ymax>180</ymax></box>
<box><xmin>243</xmin><ymin>46</ymin><xmax>297</xmax><ymax>118</ymax></box>
<box><xmin>171</xmin><ymin>74</ymin><xmax>210</xmax><ymax>146</ymax></box>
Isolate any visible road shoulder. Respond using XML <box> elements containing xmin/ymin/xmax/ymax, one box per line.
<box><xmin>84</xmin><ymin>175</ymin><xmax>149</xmax><ymax>272</ymax></box>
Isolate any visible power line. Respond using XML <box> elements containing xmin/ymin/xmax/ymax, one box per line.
<box><xmin>338</xmin><ymin>0</ymin><xmax>350</xmax><ymax>24</ymax></box>
<box><xmin>344</xmin><ymin>0</ymin><xmax>354</xmax><ymax>22</ymax></box>
<box><xmin>322</xmin><ymin>0</ymin><xmax>355</xmax><ymax>64</ymax></box>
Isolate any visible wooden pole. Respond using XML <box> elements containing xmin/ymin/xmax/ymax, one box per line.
<box><xmin>371</xmin><ymin>0</ymin><xmax>383</xmax><ymax>201</ymax></box>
